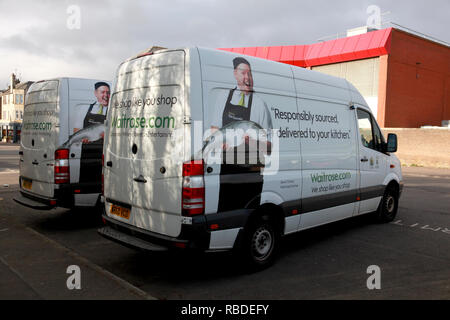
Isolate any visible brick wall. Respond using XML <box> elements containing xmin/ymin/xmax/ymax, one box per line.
<box><xmin>384</xmin><ymin>30</ymin><xmax>450</xmax><ymax>128</ymax></box>
<box><xmin>381</xmin><ymin>128</ymin><xmax>450</xmax><ymax>168</ymax></box>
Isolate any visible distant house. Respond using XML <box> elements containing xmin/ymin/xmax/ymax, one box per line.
<box><xmin>0</xmin><ymin>73</ymin><xmax>33</xmax><ymax>142</ymax></box>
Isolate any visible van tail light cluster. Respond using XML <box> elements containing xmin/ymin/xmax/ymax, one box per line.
<box><xmin>182</xmin><ymin>160</ymin><xmax>205</xmax><ymax>216</ymax></box>
<box><xmin>54</xmin><ymin>149</ymin><xmax>70</xmax><ymax>184</ymax></box>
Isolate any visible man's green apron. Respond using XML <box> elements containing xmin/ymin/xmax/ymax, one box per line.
<box><xmin>218</xmin><ymin>88</ymin><xmax>264</xmax><ymax>212</ymax></box>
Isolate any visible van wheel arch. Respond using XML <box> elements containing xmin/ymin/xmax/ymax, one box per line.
<box><xmin>254</xmin><ymin>204</ymin><xmax>285</xmax><ymax>234</ymax></box>
<box><xmin>385</xmin><ymin>180</ymin><xmax>400</xmax><ymax>198</ymax></box>
<box><xmin>235</xmin><ymin>204</ymin><xmax>284</xmax><ymax>248</ymax></box>
<box><xmin>233</xmin><ymin>204</ymin><xmax>284</xmax><ymax>271</ymax></box>
<box><xmin>374</xmin><ymin>180</ymin><xmax>400</xmax><ymax>223</ymax></box>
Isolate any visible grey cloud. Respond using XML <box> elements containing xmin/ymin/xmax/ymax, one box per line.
<box><xmin>0</xmin><ymin>0</ymin><xmax>448</xmax><ymax>85</ymax></box>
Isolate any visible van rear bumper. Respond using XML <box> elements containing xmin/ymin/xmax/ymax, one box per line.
<box><xmin>99</xmin><ymin>214</ymin><xmax>211</xmax><ymax>251</ymax></box>
<box><xmin>99</xmin><ymin>208</ymin><xmax>252</xmax><ymax>252</ymax></box>
<box><xmin>98</xmin><ymin>226</ymin><xmax>170</xmax><ymax>251</ymax></box>
<box><xmin>17</xmin><ymin>176</ymin><xmax>101</xmax><ymax>209</ymax></box>
<box><xmin>14</xmin><ymin>192</ymin><xmax>56</xmax><ymax>210</ymax></box>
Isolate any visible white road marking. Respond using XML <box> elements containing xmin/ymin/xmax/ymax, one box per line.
<box><xmin>391</xmin><ymin>220</ymin><xmax>450</xmax><ymax>235</ymax></box>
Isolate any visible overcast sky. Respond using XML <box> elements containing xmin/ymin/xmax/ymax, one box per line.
<box><xmin>0</xmin><ymin>0</ymin><xmax>448</xmax><ymax>87</ymax></box>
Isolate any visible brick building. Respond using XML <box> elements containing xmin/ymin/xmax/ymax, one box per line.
<box><xmin>220</xmin><ymin>27</ymin><xmax>450</xmax><ymax>128</ymax></box>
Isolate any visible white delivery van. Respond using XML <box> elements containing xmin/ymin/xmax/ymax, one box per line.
<box><xmin>98</xmin><ymin>47</ymin><xmax>403</xmax><ymax>269</ymax></box>
<box><xmin>14</xmin><ymin>78</ymin><xmax>111</xmax><ymax>210</ymax></box>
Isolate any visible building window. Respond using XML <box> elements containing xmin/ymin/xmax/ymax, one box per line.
<box><xmin>20</xmin><ymin>111</ymin><xmax>23</xmax><ymax>119</ymax></box>
<box><xmin>15</xmin><ymin>94</ymin><xmax>24</xmax><ymax>104</ymax></box>
<box><xmin>16</xmin><ymin>111</ymin><xmax>19</xmax><ymax>119</ymax></box>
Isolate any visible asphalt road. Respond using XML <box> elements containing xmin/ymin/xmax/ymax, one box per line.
<box><xmin>0</xmin><ymin>143</ymin><xmax>20</xmax><ymax>185</ymax></box>
<box><xmin>0</xmin><ymin>143</ymin><xmax>449</xmax><ymax>299</ymax></box>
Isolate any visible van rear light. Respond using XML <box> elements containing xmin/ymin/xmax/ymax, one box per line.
<box><xmin>182</xmin><ymin>160</ymin><xmax>205</xmax><ymax>216</ymax></box>
<box><xmin>183</xmin><ymin>160</ymin><xmax>204</xmax><ymax>177</ymax></box>
<box><xmin>54</xmin><ymin>148</ymin><xmax>70</xmax><ymax>184</ymax></box>
<box><xmin>55</xmin><ymin>149</ymin><xmax>69</xmax><ymax>159</ymax></box>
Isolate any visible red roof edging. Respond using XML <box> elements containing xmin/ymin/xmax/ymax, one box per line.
<box><xmin>218</xmin><ymin>28</ymin><xmax>393</xmax><ymax>67</ymax></box>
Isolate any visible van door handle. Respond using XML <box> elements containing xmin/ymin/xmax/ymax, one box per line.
<box><xmin>133</xmin><ymin>175</ymin><xmax>147</xmax><ymax>183</ymax></box>
<box><xmin>32</xmin><ymin>160</ymin><xmax>39</xmax><ymax>165</ymax></box>
<box><xmin>106</xmin><ymin>161</ymin><xmax>112</xmax><ymax>167</ymax></box>
<box><xmin>361</xmin><ymin>157</ymin><xmax>368</xmax><ymax>162</ymax></box>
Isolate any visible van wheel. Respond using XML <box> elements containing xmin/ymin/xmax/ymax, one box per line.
<box><xmin>240</xmin><ymin>215</ymin><xmax>279</xmax><ymax>271</ymax></box>
<box><xmin>374</xmin><ymin>187</ymin><xmax>398</xmax><ymax>223</ymax></box>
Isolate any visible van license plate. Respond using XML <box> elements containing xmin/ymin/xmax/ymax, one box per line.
<box><xmin>110</xmin><ymin>204</ymin><xmax>131</xmax><ymax>220</ymax></box>
<box><xmin>22</xmin><ymin>178</ymin><xmax>32</xmax><ymax>190</ymax></box>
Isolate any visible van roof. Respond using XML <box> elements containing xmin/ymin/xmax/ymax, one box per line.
<box><xmin>33</xmin><ymin>77</ymin><xmax>110</xmax><ymax>83</ymax></box>
<box><xmin>121</xmin><ymin>46</ymin><xmax>369</xmax><ymax>108</ymax></box>
<box><xmin>197</xmin><ymin>47</ymin><xmax>367</xmax><ymax>107</ymax></box>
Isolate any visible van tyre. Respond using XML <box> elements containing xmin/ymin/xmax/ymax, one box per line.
<box><xmin>375</xmin><ymin>187</ymin><xmax>398</xmax><ymax>223</ymax></box>
<box><xmin>240</xmin><ymin>214</ymin><xmax>279</xmax><ymax>271</ymax></box>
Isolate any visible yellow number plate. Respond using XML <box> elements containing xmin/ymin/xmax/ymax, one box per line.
<box><xmin>110</xmin><ymin>204</ymin><xmax>131</xmax><ymax>220</ymax></box>
<box><xmin>22</xmin><ymin>178</ymin><xmax>32</xmax><ymax>190</ymax></box>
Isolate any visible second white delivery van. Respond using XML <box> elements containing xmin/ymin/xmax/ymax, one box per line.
<box><xmin>98</xmin><ymin>47</ymin><xmax>403</xmax><ymax>269</ymax></box>
<box><xmin>14</xmin><ymin>78</ymin><xmax>111</xmax><ymax>210</ymax></box>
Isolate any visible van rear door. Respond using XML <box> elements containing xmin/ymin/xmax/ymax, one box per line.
<box><xmin>20</xmin><ymin>80</ymin><xmax>60</xmax><ymax>198</ymax></box>
<box><xmin>104</xmin><ymin>50</ymin><xmax>186</xmax><ymax>237</ymax></box>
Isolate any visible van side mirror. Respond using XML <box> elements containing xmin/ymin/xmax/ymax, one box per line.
<box><xmin>386</xmin><ymin>133</ymin><xmax>397</xmax><ymax>153</ymax></box>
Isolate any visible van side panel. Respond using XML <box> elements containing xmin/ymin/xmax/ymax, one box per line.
<box><xmin>292</xmin><ymin>69</ymin><xmax>359</xmax><ymax>230</ymax></box>
<box><xmin>66</xmin><ymin>79</ymin><xmax>105</xmax><ymax>184</ymax></box>
<box><xmin>198</xmin><ymin>48</ymin><xmax>302</xmax><ymax>237</ymax></box>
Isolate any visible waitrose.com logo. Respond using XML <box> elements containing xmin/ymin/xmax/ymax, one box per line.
<box><xmin>311</xmin><ymin>172</ymin><xmax>352</xmax><ymax>183</ymax></box>
<box><xmin>110</xmin><ymin>114</ymin><xmax>175</xmax><ymax>129</ymax></box>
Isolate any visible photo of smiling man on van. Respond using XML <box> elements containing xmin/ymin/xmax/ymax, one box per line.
<box><xmin>209</xmin><ymin>57</ymin><xmax>273</xmax><ymax>212</ymax></box>
<box><xmin>75</xmin><ymin>82</ymin><xmax>110</xmax><ymax>183</ymax></box>
<box><xmin>73</xmin><ymin>82</ymin><xmax>110</xmax><ymax>135</ymax></box>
